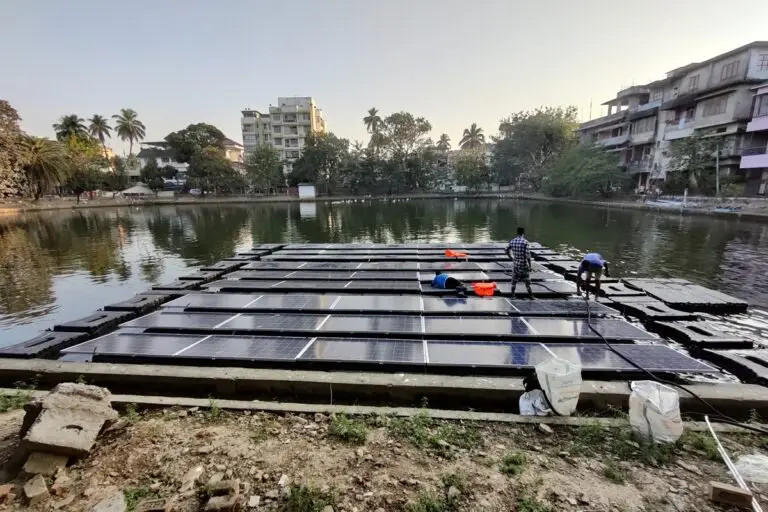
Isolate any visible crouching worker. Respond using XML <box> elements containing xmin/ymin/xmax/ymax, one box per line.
<box><xmin>431</xmin><ymin>271</ymin><xmax>468</xmax><ymax>297</ymax></box>
<box><xmin>576</xmin><ymin>252</ymin><xmax>610</xmax><ymax>300</ymax></box>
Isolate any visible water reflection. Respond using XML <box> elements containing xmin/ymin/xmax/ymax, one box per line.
<box><xmin>1</xmin><ymin>199</ymin><xmax>767</xmax><ymax>346</ymax></box>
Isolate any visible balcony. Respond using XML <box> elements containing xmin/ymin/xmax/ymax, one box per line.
<box><xmin>629</xmin><ymin>131</ymin><xmax>655</xmax><ymax>145</ymax></box>
<box><xmin>664</xmin><ymin>119</ymin><xmax>695</xmax><ymax>140</ymax></box>
<box><xmin>627</xmin><ymin>159</ymin><xmax>654</xmax><ymax>174</ymax></box>
<box><xmin>747</xmin><ymin>116</ymin><xmax>768</xmax><ymax>133</ymax></box>
<box><xmin>596</xmin><ymin>133</ymin><xmax>628</xmax><ymax>147</ymax></box>
<box><xmin>740</xmin><ymin>146</ymin><xmax>768</xmax><ymax>169</ymax></box>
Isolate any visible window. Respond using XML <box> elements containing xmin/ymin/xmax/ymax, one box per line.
<box><xmin>271</xmin><ymin>114</ymin><xmax>281</xmax><ymax>121</ymax></box>
<box><xmin>687</xmin><ymin>75</ymin><xmax>699</xmax><ymax>92</ymax></box>
<box><xmin>757</xmin><ymin>95</ymin><xmax>768</xmax><ymax>117</ymax></box>
<box><xmin>651</xmin><ymin>90</ymin><xmax>662</xmax><ymax>101</ymax></box>
<box><xmin>274</xmin><ymin>138</ymin><xmax>282</xmax><ymax>145</ymax></box>
<box><xmin>273</xmin><ymin>126</ymin><xmax>281</xmax><ymax>133</ymax></box>
<box><xmin>264</xmin><ymin>124</ymin><xmax>270</xmax><ymax>130</ymax></box>
<box><xmin>759</xmin><ymin>54</ymin><xmax>768</xmax><ymax>72</ymax></box>
<box><xmin>702</xmin><ymin>96</ymin><xmax>728</xmax><ymax>116</ymax></box>
<box><xmin>721</xmin><ymin>61</ymin><xmax>740</xmax><ymax>81</ymax></box>
<box><xmin>242</xmin><ymin>124</ymin><xmax>254</xmax><ymax>132</ymax></box>
<box><xmin>302</xmin><ymin>113</ymin><xmax>310</xmax><ymax>121</ymax></box>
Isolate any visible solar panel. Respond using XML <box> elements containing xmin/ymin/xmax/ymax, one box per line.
<box><xmin>418</xmin><ymin>272</ymin><xmax>489</xmax><ymax>282</ymax></box>
<box><xmin>225</xmin><ymin>270</ymin><xmax>292</xmax><ymax>280</ymax></box>
<box><xmin>420</xmin><ymin>262</ymin><xmax>483</xmax><ymax>272</ymax></box>
<box><xmin>421</xmin><ymin>297</ymin><xmax>513</xmax><ymax>314</ymax></box>
<box><xmin>511</xmin><ymin>300</ymin><xmax>616</xmax><ymax>316</ymax></box>
<box><xmin>332</xmin><ymin>295</ymin><xmax>423</xmax><ymax>313</ymax></box>
<box><xmin>300</xmin><ymin>337</ymin><xmax>425</xmax><ymax>364</ymax></box>
<box><xmin>424</xmin><ymin>316</ymin><xmax>532</xmax><ymax>336</ymax></box>
<box><xmin>253</xmin><ymin>294</ymin><xmax>339</xmax><ymax>310</ymax></box>
<box><xmin>524</xmin><ymin>317</ymin><xmax>655</xmax><ymax>340</ymax></box>
<box><xmin>319</xmin><ymin>315</ymin><xmax>423</xmax><ymax>334</ymax></box>
<box><xmin>62</xmin><ymin>332</ymin><xmax>201</xmax><ymax>356</ymax></box>
<box><xmin>357</xmin><ymin>262</ymin><xmax>420</xmax><ymax>271</ymax></box>
<box><xmin>277</xmin><ymin>271</ymin><xmax>357</xmax><ymax>280</ymax></box>
<box><xmin>225</xmin><ymin>313</ymin><xmax>327</xmax><ymax>331</ymax></box>
<box><xmin>271</xmin><ymin>281</ymin><xmax>351</xmax><ymax>290</ymax></box>
<box><xmin>483</xmin><ymin>272</ymin><xmax>563</xmax><ymax>282</ymax></box>
<box><xmin>179</xmin><ymin>335</ymin><xmax>309</xmax><ymax>361</ymax></box>
<box><xmin>427</xmin><ymin>341</ymin><xmax>545</xmax><ymax>367</ymax></box>
<box><xmin>203</xmin><ymin>280</ymin><xmax>283</xmax><ymax>292</ymax></box>
<box><xmin>353</xmin><ymin>271</ymin><xmax>419</xmax><ymax>280</ymax></box>
<box><xmin>610</xmin><ymin>344</ymin><xmax>715</xmax><ymax>372</ymax></box>
<box><xmin>241</xmin><ymin>262</ymin><xmax>308</xmax><ymax>270</ymax></box>
<box><xmin>251</xmin><ymin>244</ymin><xmax>285</xmax><ymax>250</ymax></box>
<box><xmin>345</xmin><ymin>281</ymin><xmax>421</xmax><ymax>292</ymax></box>
<box><xmin>164</xmin><ymin>293</ymin><xmax>261</xmax><ymax>310</ymax></box>
<box><xmin>302</xmin><ymin>262</ymin><xmax>362</xmax><ymax>270</ymax></box>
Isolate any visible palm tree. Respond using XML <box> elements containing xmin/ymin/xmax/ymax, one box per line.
<box><xmin>459</xmin><ymin>123</ymin><xmax>486</xmax><ymax>150</ymax></box>
<box><xmin>88</xmin><ymin>115</ymin><xmax>112</xmax><ymax>165</ymax></box>
<box><xmin>112</xmin><ymin>108</ymin><xmax>146</xmax><ymax>155</ymax></box>
<box><xmin>436</xmin><ymin>134</ymin><xmax>451</xmax><ymax>151</ymax></box>
<box><xmin>53</xmin><ymin>114</ymin><xmax>87</xmax><ymax>141</ymax></box>
<box><xmin>363</xmin><ymin>108</ymin><xmax>385</xmax><ymax>134</ymax></box>
<box><xmin>21</xmin><ymin>137</ymin><xmax>68</xmax><ymax>199</ymax></box>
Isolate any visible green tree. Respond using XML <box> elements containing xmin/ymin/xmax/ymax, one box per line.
<box><xmin>492</xmin><ymin>106</ymin><xmax>578</xmax><ymax>189</ymax></box>
<box><xmin>188</xmin><ymin>146</ymin><xmax>236</xmax><ymax>195</ymax></box>
<box><xmin>140</xmin><ymin>158</ymin><xmax>163</xmax><ymax>192</ymax></box>
<box><xmin>53</xmin><ymin>114</ymin><xmax>88</xmax><ymax>141</ymax></box>
<box><xmin>21</xmin><ymin>137</ymin><xmax>68</xmax><ymax>199</ymax></box>
<box><xmin>112</xmin><ymin>108</ymin><xmax>146</xmax><ymax>155</ymax></box>
<box><xmin>382</xmin><ymin>112</ymin><xmax>432</xmax><ymax>158</ymax></box>
<box><xmin>364</xmin><ymin>108</ymin><xmax>385</xmax><ymax>134</ymax></box>
<box><xmin>290</xmin><ymin>133</ymin><xmax>350</xmax><ymax>194</ymax></box>
<box><xmin>459</xmin><ymin>123</ymin><xmax>485</xmax><ymax>150</ymax></box>
<box><xmin>246</xmin><ymin>145</ymin><xmax>283</xmax><ymax>193</ymax></box>
<box><xmin>666</xmin><ymin>133</ymin><xmax>720</xmax><ymax>194</ymax></box>
<box><xmin>436</xmin><ymin>133</ymin><xmax>451</xmax><ymax>151</ymax></box>
<box><xmin>164</xmin><ymin>123</ymin><xmax>226</xmax><ymax>163</ymax></box>
<box><xmin>544</xmin><ymin>144</ymin><xmax>628</xmax><ymax>198</ymax></box>
<box><xmin>66</xmin><ymin>167</ymin><xmax>101</xmax><ymax>203</ymax></box>
<box><xmin>88</xmin><ymin>115</ymin><xmax>112</xmax><ymax>165</ymax></box>
<box><xmin>454</xmin><ymin>149</ymin><xmax>491</xmax><ymax>192</ymax></box>
<box><xmin>0</xmin><ymin>100</ymin><xmax>26</xmax><ymax>197</ymax></box>
<box><xmin>162</xmin><ymin>165</ymin><xmax>178</xmax><ymax>180</ymax></box>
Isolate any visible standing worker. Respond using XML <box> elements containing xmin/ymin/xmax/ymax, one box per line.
<box><xmin>576</xmin><ymin>252</ymin><xmax>610</xmax><ymax>300</ymax></box>
<box><xmin>506</xmin><ymin>227</ymin><xmax>535</xmax><ymax>300</ymax></box>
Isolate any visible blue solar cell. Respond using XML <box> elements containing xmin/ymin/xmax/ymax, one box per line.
<box><xmin>421</xmin><ymin>297</ymin><xmax>512</xmax><ymax>314</ymax></box>
<box><xmin>524</xmin><ymin>317</ymin><xmax>655</xmax><ymax>340</ymax></box>
<box><xmin>424</xmin><ymin>317</ymin><xmax>532</xmax><ymax>336</ymax></box>
<box><xmin>179</xmin><ymin>335</ymin><xmax>309</xmax><ymax>361</ymax></box>
<box><xmin>62</xmin><ymin>332</ymin><xmax>202</xmax><ymax>356</ymax></box>
<box><xmin>332</xmin><ymin>295</ymin><xmax>422</xmax><ymax>313</ymax></box>
<box><xmin>319</xmin><ymin>315</ymin><xmax>422</xmax><ymax>334</ymax></box>
<box><xmin>301</xmin><ymin>337</ymin><xmax>425</xmax><ymax>364</ymax></box>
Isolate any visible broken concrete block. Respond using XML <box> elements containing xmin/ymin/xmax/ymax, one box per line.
<box><xmin>90</xmin><ymin>490</ymin><xmax>127</xmax><ymax>512</ymax></box>
<box><xmin>205</xmin><ymin>495</ymin><xmax>241</xmax><ymax>511</ymax></box>
<box><xmin>207</xmin><ymin>479</ymin><xmax>240</xmax><ymax>496</ymax></box>
<box><xmin>709</xmin><ymin>481</ymin><xmax>753</xmax><ymax>508</ymax></box>
<box><xmin>22</xmin><ymin>383</ymin><xmax>118</xmax><ymax>458</ymax></box>
<box><xmin>23</xmin><ymin>451</ymin><xmax>69</xmax><ymax>476</ymax></box>
<box><xmin>0</xmin><ymin>483</ymin><xmax>15</xmax><ymax>503</ymax></box>
<box><xmin>179</xmin><ymin>465</ymin><xmax>204</xmax><ymax>492</ymax></box>
<box><xmin>23</xmin><ymin>474</ymin><xmax>49</xmax><ymax>506</ymax></box>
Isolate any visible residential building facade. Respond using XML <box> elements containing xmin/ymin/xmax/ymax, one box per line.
<box><xmin>740</xmin><ymin>83</ymin><xmax>768</xmax><ymax>195</ymax></box>
<box><xmin>580</xmin><ymin>41</ymin><xmax>768</xmax><ymax>194</ymax></box>
<box><xmin>241</xmin><ymin>97</ymin><xmax>327</xmax><ymax>173</ymax></box>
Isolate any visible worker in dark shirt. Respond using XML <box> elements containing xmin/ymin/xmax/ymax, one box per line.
<box><xmin>576</xmin><ymin>252</ymin><xmax>610</xmax><ymax>300</ymax></box>
<box><xmin>506</xmin><ymin>227</ymin><xmax>535</xmax><ymax>299</ymax></box>
<box><xmin>431</xmin><ymin>271</ymin><xmax>467</xmax><ymax>296</ymax></box>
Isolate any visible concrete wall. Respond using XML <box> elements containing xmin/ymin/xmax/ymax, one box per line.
<box><xmin>747</xmin><ymin>48</ymin><xmax>768</xmax><ymax>80</ymax></box>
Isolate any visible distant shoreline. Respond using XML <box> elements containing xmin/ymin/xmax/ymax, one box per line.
<box><xmin>2</xmin><ymin>192</ymin><xmax>768</xmax><ymax>223</ymax></box>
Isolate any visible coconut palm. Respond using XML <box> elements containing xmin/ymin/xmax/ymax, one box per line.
<box><xmin>112</xmin><ymin>108</ymin><xmax>146</xmax><ymax>155</ymax></box>
<box><xmin>53</xmin><ymin>114</ymin><xmax>88</xmax><ymax>141</ymax></box>
<box><xmin>363</xmin><ymin>108</ymin><xmax>385</xmax><ymax>134</ymax></box>
<box><xmin>436</xmin><ymin>134</ymin><xmax>451</xmax><ymax>151</ymax></box>
<box><xmin>459</xmin><ymin>123</ymin><xmax>486</xmax><ymax>150</ymax></box>
<box><xmin>88</xmin><ymin>115</ymin><xmax>112</xmax><ymax>164</ymax></box>
<box><xmin>21</xmin><ymin>137</ymin><xmax>68</xmax><ymax>199</ymax></box>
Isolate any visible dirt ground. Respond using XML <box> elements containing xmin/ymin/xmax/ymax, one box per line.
<box><xmin>0</xmin><ymin>405</ymin><xmax>767</xmax><ymax>512</ymax></box>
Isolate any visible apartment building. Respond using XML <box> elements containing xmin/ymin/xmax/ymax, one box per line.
<box><xmin>241</xmin><ymin>97</ymin><xmax>327</xmax><ymax>173</ymax></box>
<box><xmin>580</xmin><ymin>41</ymin><xmax>768</xmax><ymax>193</ymax></box>
<box><xmin>740</xmin><ymin>83</ymin><xmax>768</xmax><ymax>195</ymax></box>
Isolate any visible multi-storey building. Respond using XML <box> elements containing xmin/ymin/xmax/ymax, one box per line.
<box><xmin>241</xmin><ymin>97</ymin><xmax>327</xmax><ymax>173</ymax></box>
<box><xmin>580</xmin><ymin>42</ymin><xmax>768</xmax><ymax>194</ymax></box>
<box><xmin>740</xmin><ymin>82</ymin><xmax>768</xmax><ymax>195</ymax></box>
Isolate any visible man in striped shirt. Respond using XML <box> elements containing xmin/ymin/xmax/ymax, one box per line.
<box><xmin>506</xmin><ymin>227</ymin><xmax>535</xmax><ymax>300</ymax></box>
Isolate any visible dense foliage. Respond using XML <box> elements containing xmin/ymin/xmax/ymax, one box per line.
<box><xmin>544</xmin><ymin>144</ymin><xmax>628</xmax><ymax>197</ymax></box>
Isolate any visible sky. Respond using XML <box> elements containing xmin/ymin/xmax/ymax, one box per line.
<box><xmin>1</xmin><ymin>0</ymin><xmax>767</xmax><ymax>155</ymax></box>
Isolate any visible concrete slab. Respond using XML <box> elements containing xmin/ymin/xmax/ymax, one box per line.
<box><xmin>23</xmin><ymin>452</ymin><xmax>69</xmax><ymax>476</ymax></box>
<box><xmin>23</xmin><ymin>383</ymin><xmax>118</xmax><ymax>458</ymax></box>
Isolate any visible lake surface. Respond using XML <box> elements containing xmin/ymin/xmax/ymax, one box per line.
<box><xmin>2</xmin><ymin>199</ymin><xmax>767</xmax><ymax>347</ymax></box>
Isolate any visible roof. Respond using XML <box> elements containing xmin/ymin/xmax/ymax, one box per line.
<box><xmin>137</xmin><ymin>147</ymin><xmax>175</xmax><ymax>159</ymax></box>
<box><xmin>121</xmin><ymin>183</ymin><xmax>154</xmax><ymax>195</ymax></box>
<box><xmin>223</xmin><ymin>138</ymin><xmax>243</xmax><ymax>148</ymax></box>
<box><xmin>665</xmin><ymin>41</ymin><xmax>768</xmax><ymax>75</ymax></box>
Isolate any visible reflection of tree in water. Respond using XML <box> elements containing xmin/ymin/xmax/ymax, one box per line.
<box><xmin>0</xmin><ymin>224</ymin><xmax>56</xmax><ymax>319</ymax></box>
<box><xmin>139</xmin><ymin>254</ymin><xmax>164</xmax><ymax>284</ymax></box>
<box><xmin>146</xmin><ymin>206</ymin><xmax>249</xmax><ymax>265</ymax></box>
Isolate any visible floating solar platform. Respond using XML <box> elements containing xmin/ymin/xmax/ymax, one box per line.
<box><xmin>607</xmin><ymin>298</ymin><xmax>698</xmax><ymax>322</ymax></box>
<box><xmin>699</xmin><ymin>349</ymin><xmax>768</xmax><ymax>386</ymax></box>
<box><xmin>120</xmin><ymin>309</ymin><xmax>654</xmax><ymax>342</ymax></box>
<box><xmin>650</xmin><ymin>320</ymin><xmax>752</xmax><ymax>349</ymax></box>
<box><xmin>546</xmin><ymin>261</ymin><xmax>582</xmax><ymax>274</ymax></box>
<box><xmin>622</xmin><ymin>278</ymin><xmax>748</xmax><ymax>314</ymax></box>
<box><xmin>0</xmin><ymin>331</ymin><xmax>90</xmax><ymax>359</ymax></box>
<box><xmin>60</xmin><ymin>331</ymin><xmax>714</xmax><ymax>376</ymax></box>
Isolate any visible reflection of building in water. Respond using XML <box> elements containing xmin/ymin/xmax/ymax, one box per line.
<box><xmin>300</xmin><ymin>202</ymin><xmax>317</xmax><ymax>219</ymax></box>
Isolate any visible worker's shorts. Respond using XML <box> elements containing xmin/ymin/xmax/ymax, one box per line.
<box><xmin>512</xmin><ymin>268</ymin><xmax>531</xmax><ymax>284</ymax></box>
<box><xmin>585</xmin><ymin>268</ymin><xmax>603</xmax><ymax>282</ymax></box>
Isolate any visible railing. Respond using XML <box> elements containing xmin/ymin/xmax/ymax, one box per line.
<box><xmin>742</xmin><ymin>146</ymin><xmax>768</xmax><ymax>156</ymax></box>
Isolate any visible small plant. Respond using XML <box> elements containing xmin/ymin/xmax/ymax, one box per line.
<box><xmin>407</xmin><ymin>490</ymin><xmax>446</xmax><ymax>512</ymax></box>
<box><xmin>602</xmin><ymin>460</ymin><xmax>628</xmax><ymax>484</ymax></box>
<box><xmin>0</xmin><ymin>389</ymin><xmax>32</xmax><ymax>413</ymax></box>
<box><xmin>76</xmin><ymin>374</ymin><xmax>88</xmax><ymax>384</ymax></box>
<box><xmin>124</xmin><ymin>403</ymin><xmax>140</xmax><ymax>423</ymax></box>
<box><xmin>499</xmin><ymin>452</ymin><xmax>526</xmax><ymax>476</ymax></box>
<box><xmin>207</xmin><ymin>396</ymin><xmax>221</xmax><ymax>421</ymax></box>
<box><xmin>516</xmin><ymin>488</ymin><xmax>554</xmax><ymax>512</ymax></box>
<box><xmin>574</xmin><ymin>422</ymin><xmax>603</xmax><ymax>448</ymax></box>
<box><xmin>683</xmin><ymin>431</ymin><xmax>719</xmax><ymax>461</ymax></box>
<box><xmin>286</xmin><ymin>484</ymin><xmax>335</xmax><ymax>512</ymax></box>
<box><xmin>123</xmin><ymin>487</ymin><xmax>157</xmax><ymax>511</ymax></box>
<box><xmin>251</xmin><ymin>424</ymin><xmax>271</xmax><ymax>444</ymax></box>
<box><xmin>440</xmin><ymin>472</ymin><xmax>469</xmax><ymax>495</ymax></box>
<box><xmin>328</xmin><ymin>414</ymin><xmax>368</xmax><ymax>445</ymax></box>
<box><xmin>388</xmin><ymin>410</ymin><xmax>432</xmax><ymax>447</ymax></box>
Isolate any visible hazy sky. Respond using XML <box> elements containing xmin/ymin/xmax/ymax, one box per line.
<box><xmin>2</xmin><ymin>0</ymin><xmax>767</xmax><ymax>154</ymax></box>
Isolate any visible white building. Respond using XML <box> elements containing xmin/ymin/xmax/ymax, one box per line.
<box><xmin>241</xmin><ymin>97</ymin><xmax>327</xmax><ymax>174</ymax></box>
